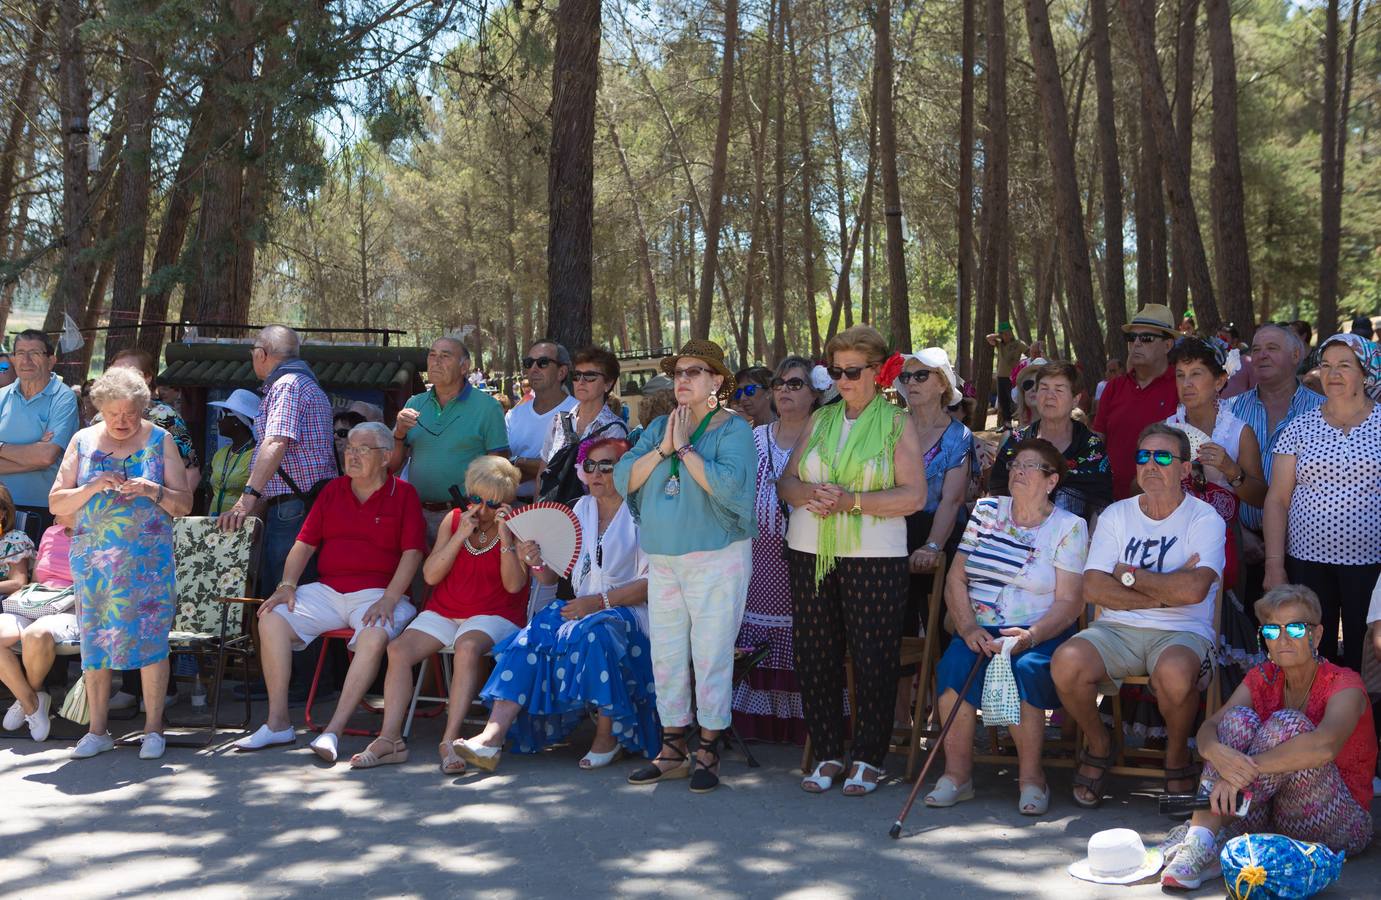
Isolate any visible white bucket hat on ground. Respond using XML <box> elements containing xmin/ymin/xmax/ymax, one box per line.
<box><xmin>1067</xmin><ymin>828</ymin><xmax>1164</xmax><ymax>885</ymax></box>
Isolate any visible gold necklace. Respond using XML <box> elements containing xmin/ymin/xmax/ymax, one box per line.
<box><xmin>1285</xmin><ymin>663</ymin><xmax>1319</xmax><ymax>710</ymax></box>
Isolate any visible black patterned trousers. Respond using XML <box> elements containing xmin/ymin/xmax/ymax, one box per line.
<box><xmin>788</xmin><ymin>549</ymin><xmax>909</xmax><ymax>768</ymax></box>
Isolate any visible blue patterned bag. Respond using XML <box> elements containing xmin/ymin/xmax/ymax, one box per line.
<box><xmin>1220</xmin><ymin>833</ymin><xmax>1345</xmax><ymax>899</ymax></box>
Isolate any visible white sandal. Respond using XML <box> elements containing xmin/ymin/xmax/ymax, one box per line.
<box><xmin>924</xmin><ymin>775</ymin><xmax>975</xmax><ymax>807</ymax></box>
<box><xmin>842</xmin><ymin>761</ymin><xmax>884</xmax><ymax>796</ymax></box>
<box><xmin>1018</xmin><ymin>781</ymin><xmax>1050</xmax><ymax>816</ymax></box>
<box><xmin>579</xmin><ymin>745</ymin><xmax>624</xmax><ymax>769</ymax></box>
<box><xmin>801</xmin><ymin>759</ymin><xmax>845</xmax><ymax>793</ymax></box>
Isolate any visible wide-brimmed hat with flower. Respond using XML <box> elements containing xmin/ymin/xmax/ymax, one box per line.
<box><xmin>661</xmin><ymin>339</ymin><xmax>736</xmax><ymax>400</ymax></box>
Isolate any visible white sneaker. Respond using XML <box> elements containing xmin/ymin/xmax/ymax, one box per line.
<box><xmin>108</xmin><ymin>691</ymin><xmax>138</xmax><ymax>711</ymax></box>
<box><xmin>24</xmin><ymin>692</ymin><xmax>50</xmax><ymax>742</ymax></box>
<box><xmin>232</xmin><ymin>723</ymin><xmax>296</xmax><ymax>751</ymax></box>
<box><xmin>3</xmin><ymin>699</ymin><xmax>24</xmax><ymax>731</ymax></box>
<box><xmin>139</xmin><ymin>731</ymin><xmax>166</xmax><ymax>760</ymax></box>
<box><xmin>72</xmin><ymin>732</ymin><xmax>116</xmax><ymax>759</ymax></box>
<box><xmin>309</xmin><ymin>732</ymin><xmax>338</xmax><ymax>763</ymax></box>
<box><xmin>1160</xmin><ymin>832</ymin><xmax>1221</xmax><ymax>890</ymax></box>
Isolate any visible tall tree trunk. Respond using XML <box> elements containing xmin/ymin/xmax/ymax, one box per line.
<box><xmin>785</xmin><ymin>0</ymin><xmax>820</xmax><ymax>356</ymax></box>
<box><xmin>1120</xmin><ymin>0</ymin><xmax>1221</xmax><ymax>330</ymax></box>
<box><xmin>970</xmin><ymin>0</ymin><xmax>1008</xmax><ymax>429</ymax></box>
<box><xmin>824</xmin><ymin>27</ymin><xmax>850</xmax><ymax>338</ymax></box>
<box><xmin>46</xmin><ymin>0</ymin><xmax>94</xmax><ymax>383</ymax></box>
<box><xmin>1205</xmin><ymin>0</ymin><xmax>1253</xmax><ymax>340</ymax></box>
<box><xmin>546</xmin><ymin>0</ymin><xmax>600</xmax><ymax>351</ymax></box>
<box><xmin>0</xmin><ymin>2</ymin><xmax>52</xmax><ymax>246</ymax></box>
<box><xmin>1318</xmin><ymin>0</ymin><xmax>1341</xmax><ymax>337</ymax></box>
<box><xmin>873</xmin><ymin>0</ymin><xmax>910</xmax><ymax>350</ymax></box>
<box><xmin>1168</xmin><ymin>0</ymin><xmax>1198</xmax><ymax>320</ymax></box>
<box><xmin>1091</xmin><ymin>0</ymin><xmax>1127</xmax><ymax>357</ymax></box>
<box><xmin>826</xmin><ymin>65</ymin><xmax>876</xmax><ymax>341</ymax></box>
<box><xmin>860</xmin><ymin>180</ymin><xmax>874</xmax><ymax>325</ymax></box>
<box><xmin>105</xmin><ymin>35</ymin><xmax>162</xmax><ymax>362</ymax></box>
<box><xmin>604</xmin><ymin>101</ymin><xmax>663</xmax><ymax>349</ymax></box>
<box><xmin>1025</xmin><ymin>0</ymin><xmax>1106</xmax><ymax>396</ymax></box>
<box><xmin>957</xmin><ymin>0</ymin><xmax>977</xmax><ymax>375</ymax></box>
<box><xmin>745</xmin><ymin>0</ymin><xmax>777</xmax><ymax>360</ymax></box>
<box><xmin>771</xmin><ymin>3</ymin><xmax>788</xmax><ymax>359</ymax></box>
<box><xmin>693</xmin><ymin>0</ymin><xmax>739</xmax><ymax>341</ymax></box>
<box><xmin>1134</xmin><ymin>0</ymin><xmax>1168</xmax><ymax>311</ymax></box>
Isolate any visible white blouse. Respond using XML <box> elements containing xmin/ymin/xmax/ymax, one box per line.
<box><xmin>572</xmin><ymin>494</ymin><xmax>650</xmax><ymax>632</ymax></box>
<box><xmin>1165</xmin><ymin>402</ymin><xmax>1249</xmax><ymax>489</ymax></box>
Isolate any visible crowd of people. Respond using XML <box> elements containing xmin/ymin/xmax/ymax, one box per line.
<box><xmin>0</xmin><ymin>308</ymin><xmax>1378</xmax><ymax>890</ymax></box>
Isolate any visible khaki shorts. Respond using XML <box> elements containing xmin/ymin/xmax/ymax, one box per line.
<box><xmin>1074</xmin><ymin>620</ymin><xmax>1214</xmax><ymax>692</ymax></box>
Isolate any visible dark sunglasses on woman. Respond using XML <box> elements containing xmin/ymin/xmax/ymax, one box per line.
<box><xmin>1135</xmin><ymin>448</ymin><xmax>1186</xmax><ymax>466</ymax></box>
<box><xmin>582</xmin><ymin>459</ymin><xmax>616</xmax><ymax>474</ymax></box>
<box><xmin>733</xmin><ymin>384</ymin><xmax>761</xmax><ymax>400</ymax></box>
<box><xmin>570</xmin><ymin>370</ymin><xmax>606</xmax><ymax>383</ymax></box>
<box><xmin>895</xmin><ymin>370</ymin><xmax>932</xmax><ymax>385</ymax></box>
<box><xmin>1259</xmin><ymin>622</ymin><xmax>1311</xmax><ymax>641</ymax></box>
<box><xmin>771</xmin><ymin>377</ymin><xmax>807</xmax><ymax>391</ymax></box>
<box><xmin>827</xmin><ymin>364</ymin><xmax>874</xmax><ymax>381</ymax></box>
<box><xmin>467</xmin><ymin>494</ymin><xmax>504</xmax><ymax>509</ymax></box>
<box><xmin>1021</xmin><ymin>378</ymin><xmax>1037</xmax><ymax>392</ymax></box>
<box><xmin>333</xmin><ymin>428</ymin><xmax>352</xmax><ymax>439</ymax></box>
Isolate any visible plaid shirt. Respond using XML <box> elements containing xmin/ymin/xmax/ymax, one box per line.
<box><xmin>254</xmin><ymin>368</ymin><xmax>336</xmax><ymax>499</ymax></box>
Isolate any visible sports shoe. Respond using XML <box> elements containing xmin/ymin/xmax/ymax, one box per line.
<box><xmin>24</xmin><ymin>692</ymin><xmax>50</xmax><ymax>742</ymax></box>
<box><xmin>139</xmin><ymin>732</ymin><xmax>166</xmax><ymax>760</ymax></box>
<box><xmin>72</xmin><ymin>732</ymin><xmax>116</xmax><ymax>759</ymax></box>
<box><xmin>232</xmin><ymin>723</ymin><xmax>296</xmax><ymax>751</ymax></box>
<box><xmin>3</xmin><ymin>699</ymin><xmax>24</xmax><ymax>731</ymax></box>
<box><xmin>108</xmin><ymin>691</ymin><xmax>138</xmax><ymax>711</ymax></box>
<box><xmin>1157</xmin><ymin>822</ymin><xmax>1190</xmax><ymax>858</ymax></box>
<box><xmin>1160</xmin><ymin>831</ymin><xmax>1221</xmax><ymax>890</ymax></box>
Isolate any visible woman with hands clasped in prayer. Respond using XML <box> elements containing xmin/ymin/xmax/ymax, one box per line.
<box><xmin>350</xmin><ymin>456</ymin><xmax>530</xmax><ymax>772</ymax></box>
<box><xmin>454</xmin><ymin>437</ymin><xmax>658</xmax><ymax>772</ymax></box>
<box><xmin>923</xmin><ymin>439</ymin><xmax>1087</xmax><ymax>816</ymax></box>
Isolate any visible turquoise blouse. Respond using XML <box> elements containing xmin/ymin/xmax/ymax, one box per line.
<box><xmin>613</xmin><ymin>411</ymin><xmax>758</xmax><ymax>556</ymax></box>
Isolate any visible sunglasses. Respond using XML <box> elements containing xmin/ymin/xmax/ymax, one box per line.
<box><xmin>1125</xmin><ymin>332</ymin><xmax>1166</xmax><ymax>344</ymax></box>
<box><xmin>334</xmin><ymin>428</ymin><xmax>352</xmax><ymax>439</ymax></box>
<box><xmin>827</xmin><ymin>364</ymin><xmax>875</xmax><ymax>381</ymax></box>
<box><xmin>672</xmin><ymin>366</ymin><xmax>711</xmax><ymax>381</ymax></box>
<box><xmin>0</xmin><ymin>362</ymin><xmax>9</xmax><ymax>372</ymax></box>
<box><xmin>733</xmin><ymin>384</ymin><xmax>761</xmax><ymax>400</ymax></box>
<box><xmin>896</xmin><ymin>370</ymin><xmax>932</xmax><ymax>385</ymax></box>
<box><xmin>522</xmin><ymin>356</ymin><xmax>559</xmax><ymax>370</ymax></box>
<box><xmin>467</xmin><ymin>494</ymin><xmax>504</xmax><ymax>509</ymax></box>
<box><xmin>571</xmin><ymin>370</ymin><xmax>606</xmax><ymax>383</ymax></box>
<box><xmin>1260</xmin><ymin>622</ymin><xmax>1312</xmax><ymax>641</ymax></box>
<box><xmin>582</xmin><ymin>459</ymin><xmax>616</xmax><ymax>474</ymax></box>
<box><xmin>1021</xmin><ymin>379</ymin><xmax>1037</xmax><ymax>392</ymax></box>
<box><xmin>771</xmin><ymin>377</ymin><xmax>807</xmax><ymax>391</ymax></box>
<box><xmin>1135</xmin><ymin>448</ymin><xmax>1187</xmax><ymax>466</ymax></box>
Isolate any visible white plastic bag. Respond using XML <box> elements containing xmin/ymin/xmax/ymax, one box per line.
<box><xmin>980</xmin><ymin>636</ymin><xmax>1023</xmax><ymax>727</ymax></box>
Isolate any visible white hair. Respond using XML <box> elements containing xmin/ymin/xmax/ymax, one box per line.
<box><xmin>257</xmin><ymin>325</ymin><xmax>300</xmax><ymax>359</ymax></box>
<box><xmin>90</xmin><ymin>366</ymin><xmax>151</xmax><ymax>411</ymax></box>
<box><xmin>1254</xmin><ymin>323</ymin><xmax>1304</xmax><ymax>359</ymax></box>
<box><xmin>349</xmin><ymin>421</ymin><xmax>395</xmax><ymax>452</ymax></box>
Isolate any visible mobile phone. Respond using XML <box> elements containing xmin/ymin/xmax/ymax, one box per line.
<box><xmin>448</xmin><ymin>484</ymin><xmax>468</xmax><ymax>511</ymax></box>
<box><xmin>1159</xmin><ymin>790</ymin><xmax>1252</xmax><ymax>817</ymax></box>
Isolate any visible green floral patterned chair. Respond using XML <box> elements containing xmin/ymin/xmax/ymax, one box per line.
<box><xmin>165</xmin><ymin>516</ymin><xmax>262</xmax><ymax>746</ymax></box>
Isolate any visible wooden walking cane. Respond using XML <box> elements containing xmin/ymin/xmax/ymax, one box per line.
<box><xmin>888</xmin><ymin>653</ymin><xmax>985</xmax><ymax>839</ymax></box>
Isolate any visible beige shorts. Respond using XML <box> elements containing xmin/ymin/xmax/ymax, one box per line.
<box><xmin>0</xmin><ymin>611</ymin><xmax>79</xmax><ymax>644</ymax></box>
<box><xmin>405</xmin><ymin>609</ymin><xmax>518</xmax><ymax>650</ymax></box>
<box><xmin>1074</xmin><ymin>620</ymin><xmax>1214</xmax><ymax>692</ymax></box>
<box><xmin>271</xmin><ymin>583</ymin><xmax>417</xmax><ymax>651</ymax></box>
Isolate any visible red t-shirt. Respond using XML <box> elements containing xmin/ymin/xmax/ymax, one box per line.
<box><xmin>1244</xmin><ymin>661</ymin><xmax>1377</xmax><ymax>810</ymax></box>
<box><xmin>296</xmin><ymin>476</ymin><xmax>428</xmax><ymax>593</ymax></box>
<box><xmin>1093</xmin><ymin>367</ymin><xmax>1178</xmax><ymax>499</ymax></box>
<box><xmin>426</xmin><ymin>509</ymin><xmax>528</xmax><ymax>625</ymax></box>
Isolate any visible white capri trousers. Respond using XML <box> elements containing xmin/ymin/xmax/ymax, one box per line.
<box><xmin>646</xmin><ymin>540</ymin><xmax>752</xmax><ymax>732</ymax></box>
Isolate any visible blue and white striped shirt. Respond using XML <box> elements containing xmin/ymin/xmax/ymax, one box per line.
<box><xmin>1227</xmin><ymin>382</ymin><xmax>1324</xmax><ymax>530</ymax></box>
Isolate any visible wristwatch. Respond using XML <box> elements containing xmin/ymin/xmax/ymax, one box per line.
<box><xmin>1120</xmin><ymin>569</ymin><xmax>1137</xmax><ymax>588</ymax></box>
<box><xmin>923</xmin><ymin>541</ymin><xmax>942</xmax><ymax>553</ymax></box>
<box><xmin>849</xmin><ymin>491</ymin><xmax>863</xmax><ymax>516</ymax></box>
<box><xmin>243</xmin><ymin>485</ymin><xmax>263</xmax><ymax>499</ymax></box>
<box><xmin>1228</xmin><ymin>471</ymin><xmax>1245</xmax><ymax>488</ymax></box>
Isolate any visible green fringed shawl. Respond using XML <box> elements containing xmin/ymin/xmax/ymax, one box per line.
<box><xmin>801</xmin><ymin>395</ymin><xmax>906</xmax><ymax>585</ymax></box>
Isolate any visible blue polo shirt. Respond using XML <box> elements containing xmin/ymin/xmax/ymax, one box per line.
<box><xmin>0</xmin><ymin>375</ymin><xmax>81</xmax><ymax>507</ymax></box>
<box><xmin>401</xmin><ymin>384</ymin><xmax>509</xmax><ymax>502</ymax></box>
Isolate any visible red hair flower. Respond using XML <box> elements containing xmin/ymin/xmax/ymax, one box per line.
<box><xmin>876</xmin><ymin>352</ymin><xmax>905</xmax><ymax>388</ymax></box>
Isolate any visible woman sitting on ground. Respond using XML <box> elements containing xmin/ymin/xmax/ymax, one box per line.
<box><xmin>350</xmin><ymin>456</ymin><xmax>531</xmax><ymax>772</ymax></box>
<box><xmin>454</xmin><ymin>437</ymin><xmax>658</xmax><ymax>771</ymax></box>
<box><xmin>923</xmin><ymin>439</ymin><xmax>1088</xmax><ymax>816</ymax></box>
<box><xmin>1158</xmin><ymin>583</ymin><xmax>1376</xmax><ymax>891</ymax></box>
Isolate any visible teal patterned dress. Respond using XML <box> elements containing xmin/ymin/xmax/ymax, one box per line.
<box><xmin>72</xmin><ymin>425</ymin><xmax>176</xmax><ymax>671</ymax></box>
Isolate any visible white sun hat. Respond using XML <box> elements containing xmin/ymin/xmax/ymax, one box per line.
<box><xmin>1068</xmin><ymin>828</ymin><xmax>1164</xmax><ymax>885</ymax></box>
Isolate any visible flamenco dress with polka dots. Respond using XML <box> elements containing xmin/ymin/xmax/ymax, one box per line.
<box><xmin>479</xmin><ymin>496</ymin><xmax>660</xmax><ymax>758</ymax></box>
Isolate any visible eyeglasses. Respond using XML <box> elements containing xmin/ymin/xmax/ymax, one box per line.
<box><xmin>771</xmin><ymin>377</ymin><xmax>807</xmax><ymax>391</ymax></box>
<box><xmin>827</xmin><ymin>364</ymin><xmax>875</xmax><ymax>381</ymax></box>
<box><xmin>896</xmin><ymin>370</ymin><xmax>932</xmax><ymax>385</ymax></box>
<box><xmin>468</xmin><ymin>494</ymin><xmax>504</xmax><ymax>509</ymax></box>
<box><xmin>343</xmin><ymin>444</ymin><xmax>386</xmax><ymax>456</ymax></box>
<box><xmin>522</xmin><ymin>356</ymin><xmax>559</xmax><ymax>370</ymax></box>
<box><xmin>571</xmin><ymin>370</ymin><xmax>606</xmax><ymax>383</ymax></box>
<box><xmin>582</xmin><ymin>459</ymin><xmax>616</xmax><ymax>474</ymax></box>
<box><xmin>1259</xmin><ymin>622</ymin><xmax>1313</xmax><ymax>641</ymax></box>
<box><xmin>1135</xmin><ymin>448</ymin><xmax>1186</xmax><ymax>466</ymax></box>
<box><xmin>334</xmin><ymin>428</ymin><xmax>352</xmax><ymax>439</ymax></box>
<box><xmin>1009</xmin><ymin>460</ymin><xmax>1056</xmax><ymax>475</ymax></box>
<box><xmin>1124</xmin><ymin>332</ymin><xmax>1166</xmax><ymax>344</ymax></box>
<box><xmin>733</xmin><ymin>384</ymin><xmax>761</xmax><ymax>400</ymax></box>
<box><xmin>672</xmin><ymin>366</ymin><xmax>711</xmax><ymax>381</ymax></box>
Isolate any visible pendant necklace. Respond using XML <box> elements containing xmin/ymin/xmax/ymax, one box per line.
<box><xmin>665</xmin><ymin>409</ymin><xmax>716</xmax><ymax>498</ymax></box>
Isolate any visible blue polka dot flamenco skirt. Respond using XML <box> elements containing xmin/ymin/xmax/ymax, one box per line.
<box><xmin>480</xmin><ymin>600</ymin><xmax>660</xmax><ymax>758</ymax></box>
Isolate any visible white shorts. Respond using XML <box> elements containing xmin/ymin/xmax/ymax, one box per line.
<box><xmin>405</xmin><ymin>610</ymin><xmax>518</xmax><ymax>650</ymax></box>
<box><xmin>271</xmin><ymin>583</ymin><xmax>417</xmax><ymax>651</ymax></box>
<box><xmin>0</xmin><ymin>612</ymin><xmax>79</xmax><ymax>644</ymax></box>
